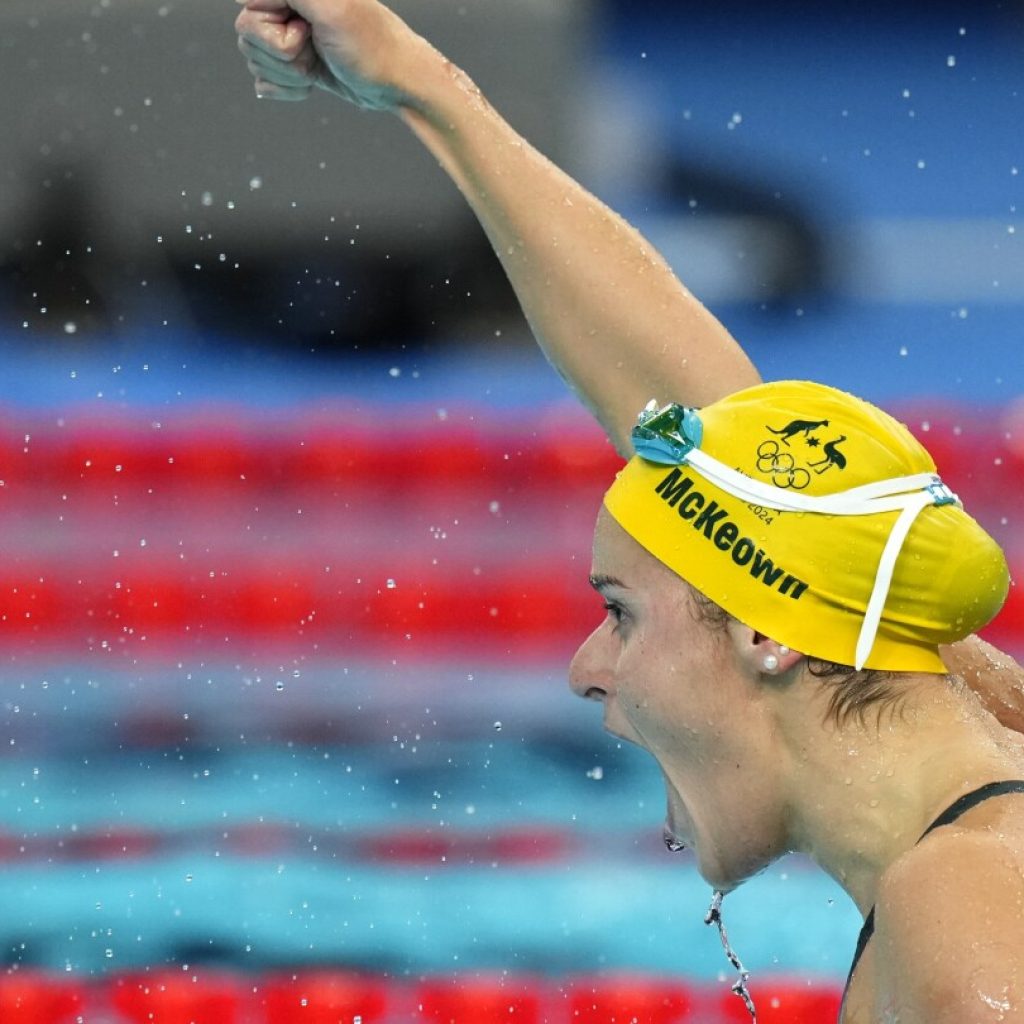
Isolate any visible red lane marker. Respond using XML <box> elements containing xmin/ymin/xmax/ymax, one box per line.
<box><xmin>259</xmin><ymin>971</ymin><xmax>390</xmax><ymax>1024</ymax></box>
<box><xmin>417</xmin><ymin>975</ymin><xmax>545</xmax><ymax>1024</ymax></box>
<box><xmin>0</xmin><ymin>971</ymin><xmax>84</xmax><ymax>1024</ymax></box>
<box><xmin>0</xmin><ymin>970</ymin><xmax>849</xmax><ymax>1022</ymax></box>
<box><xmin>110</xmin><ymin>971</ymin><xmax>246</xmax><ymax>1024</ymax></box>
<box><xmin>0</xmin><ymin>415</ymin><xmax>620</xmax><ymax>493</ymax></box>
<box><xmin>1</xmin><ymin>406</ymin><xmax>1019</xmax><ymax>502</ymax></box>
<box><xmin>0</xmin><ymin>564</ymin><xmax>606</xmax><ymax>649</ymax></box>
<box><xmin>351</xmin><ymin>826</ymin><xmax>577</xmax><ymax>867</ymax></box>
<box><xmin>0</xmin><ymin>824</ymin><xmax>593</xmax><ymax>868</ymax></box>
<box><xmin>562</xmin><ymin>974</ymin><xmax>697</xmax><ymax>1024</ymax></box>
<box><xmin>58</xmin><ymin>827</ymin><xmax>164</xmax><ymax>862</ymax></box>
<box><xmin>713</xmin><ymin>976</ymin><xmax>843</xmax><ymax>1023</ymax></box>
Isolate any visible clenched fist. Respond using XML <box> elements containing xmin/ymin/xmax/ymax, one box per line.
<box><xmin>234</xmin><ymin>0</ymin><xmax>416</xmax><ymax>109</ymax></box>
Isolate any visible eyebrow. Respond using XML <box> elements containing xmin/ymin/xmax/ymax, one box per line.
<box><xmin>589</xmin><ymin>573</ymin><xmax>628</xmax><ymax>592</ymax></box>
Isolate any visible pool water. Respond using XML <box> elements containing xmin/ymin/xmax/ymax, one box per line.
<box><xmin>0</xmin><ymin>342</ymin><xmax>1018</xmax><ymax>1023</ymax></box>
<box><xmin>0</xmin><ymin>658</ymin><xmax>861</xmax><ymax>981</ymax></box>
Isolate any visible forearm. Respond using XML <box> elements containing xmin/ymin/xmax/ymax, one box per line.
<box><xmin>944</xmin><ymin>635</ymin><xmax>1024</xmax><ymax>736</ymax></box>
<box><xmin>394</xmin><ymin>51</ymin><xmax>759</xmax><ymax>455</ymax></box>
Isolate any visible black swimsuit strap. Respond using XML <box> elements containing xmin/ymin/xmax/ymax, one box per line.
<box><xmin>917</xmin><ymin>779</ymin><xmax>1024</xmax><ymax>839</ymax></box>
<box><xmin>840</xmin><ymin>779</ymin><xmax>1024</xmax><ymax>1017</ymax></box>
<box><xmin>846</xmin><ymin>906</ymin><xmax>876</xmax><ymax>987</ymax></box>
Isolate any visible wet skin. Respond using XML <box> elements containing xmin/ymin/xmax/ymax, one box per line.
<box><xmin>568</xmin><ymin>507</ymin><xmax>791</xmax><ymax>891</ymax></box>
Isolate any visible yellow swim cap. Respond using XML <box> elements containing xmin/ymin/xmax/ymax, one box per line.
<box><xmin>603</xmin><ymin>381</ymin><xmax>1009</xmax><ymax>672</ymax></box>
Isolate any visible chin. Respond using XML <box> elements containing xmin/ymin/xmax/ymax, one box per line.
<box><xmin>695</xmin><ymin>857</ymin><xmax>742</xmax><ymax>893</ymax></box>
<box><xmin>697</xmin><ymin>846</ymin><xmax>775</xmax><ymax>892</ymax></box>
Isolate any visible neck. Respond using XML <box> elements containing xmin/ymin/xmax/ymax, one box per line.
<box><xmin>776</xmin><ymin>672</ymin><xmax>1024</xmax><ymax>915</ymax></box>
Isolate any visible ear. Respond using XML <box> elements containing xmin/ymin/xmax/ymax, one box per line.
<box><xmin>724</xmin><ymin>620</ymin><xmax>804</xmax><ymax>677</ymax></box>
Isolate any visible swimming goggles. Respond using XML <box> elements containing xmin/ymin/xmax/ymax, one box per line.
<box><xmin>632</xmin><ymin>401</ymin><xmax>958</xmax><ymax>670</ymax></box>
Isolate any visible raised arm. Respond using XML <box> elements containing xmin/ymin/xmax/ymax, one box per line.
<box><xmin>234</xmin><ymin>0</ymin><xmax>1024</xmax><ymax>735</ymax></box>
<box><xmin>234</xmin><ymin>0</ymin><xmax>759</xmax><ymax>456</ymax></box>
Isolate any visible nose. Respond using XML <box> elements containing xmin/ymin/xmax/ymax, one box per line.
<box><xmin>568</xmin><ymin>623</ymin><xmax>611</xmax><ymax>702</ymax></box>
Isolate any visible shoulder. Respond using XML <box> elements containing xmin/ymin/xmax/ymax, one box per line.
<box><xmin>943</xmin><ymin>635</ymin><xmax>1024</xmax><ymax>737</ymax></box>
<box><xmin>873</xmin><ymin>826</ymin><xmax>1024</xmax><ymax>1022</ymax></box>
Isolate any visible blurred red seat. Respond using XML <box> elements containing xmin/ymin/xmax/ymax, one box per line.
<box><xmin>0</xmin><ymin>971</ymin><xmax>84</xmax><ymax>1024</ymax></box>
<box><xmin>714</xmin><ymin>977</ymin><xmax>842</xmax><ymax>1023</ymax></box>
<box><xmin>110</xmin><ymin>970</ymin><xmax>245</xmax><ymax>1024</ymax></box>
<box><xmin>260</xmin><ymin>970</ymin><xmax>390</xmax><ymax>1024</ymax></box>
<box><xmin>416</xmin><ymin>974</ymin><xmax>543</xmax><ymax>1024</ymax></box>
<box><xmin>564</xmin><ymin>974</ymin><xmax>695</xmax><ymax>1023</ymax></box>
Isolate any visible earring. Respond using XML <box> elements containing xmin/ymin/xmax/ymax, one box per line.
<box><xmin>762</xmin><ymin>654</ymin><xmax>779</xmax><ymax>672</ymax></box>
<box><xmin>778</xmin><ymin>646</ymin><xmax>791</xmax><ymax>656</ymax></box>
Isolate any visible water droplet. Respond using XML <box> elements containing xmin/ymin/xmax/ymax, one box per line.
<box><xmin>946</xmin><ymin>54</ymin><xmax>956</xmax><ymax>67</ymax></box>
<box><xmin>386</xmin><ymin>578</ymin><xmax>396</xmax><ymax>590</ymax></box>
<box><xmin>899</xmin><ymin>345</ymin><xmax>909</xmax><ymax>356</ymax></box>
<box><xmin>275</xmin><ymin>681</ymin><xmax>285</xmax><ymax>692</ymax></box>
<box><xmin>586</xmin><ymin>766</ymin><xmax>604</xmax><ymax>780</ymax></box>
<box><xmin>63</xmin><ymin>322</ymin><xmax>78</xmax><ymax>335</ymax></box>
<box><xmin>249</xmin><ymin>176</ymin><xmax>263</xmax><ymax>190</ymax></box>
<box><xmin>492</xmin><ymin>721</ymin><xmax>502</xmax><ymax>732</ymax></box>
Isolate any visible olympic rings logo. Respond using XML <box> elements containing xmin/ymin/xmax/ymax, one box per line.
<box><xmin>756</xmin><ymin>440</ymin><xmax>810</xmax><ymax>490</ymax></box>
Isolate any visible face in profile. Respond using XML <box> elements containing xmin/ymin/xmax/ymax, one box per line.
<box><xmin>569</xmin><ymin>507</ymin><xmax>789</xmax><ymax>890</ymax></box>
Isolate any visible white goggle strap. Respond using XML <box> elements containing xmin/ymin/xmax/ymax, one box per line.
<box><xmin>855</xmin><ymin>490</ymin><xmax>934</xmax><ymax>670</ymax></box>
<box><xmin>685</xmin><ymin>448</ymin><xmax>948</xmax><ymax>516</ymax></box>
<box><xmin>679</xmin><ymin>448</ymin><xmax>958</xmax><ymax>670</ymax></box>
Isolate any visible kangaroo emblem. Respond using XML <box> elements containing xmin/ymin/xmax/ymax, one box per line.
<box><xmin>766</xmin><ymin>418</ymin><xmax>830</xmax><ymax>446</ymax></box>
<box><xmin>807</xmin><ymin>435</ymin><xmax>847</xmax><ymax>474</ymax></box>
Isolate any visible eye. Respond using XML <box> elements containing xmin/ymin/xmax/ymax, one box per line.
<box><xmin>603</xmin><ymin>601</ymin><xmax>624</xmax><ymax>626</ymax></box>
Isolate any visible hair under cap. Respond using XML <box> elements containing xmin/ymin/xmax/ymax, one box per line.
<box><xmin>603</xmin><ymin>380</ymin><xmax>1009</xmax><ymax>672</ymax></box>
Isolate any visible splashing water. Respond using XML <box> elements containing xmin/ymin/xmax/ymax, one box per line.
<box><xmin>663</xmin><ymin>828</ymin><xmax>686</xmax><ymax>853</ymax></box>
<box><xmin>704</xmin><ymin>890</ymin><xmax>757</xmax><ymax>1022</ymax></box>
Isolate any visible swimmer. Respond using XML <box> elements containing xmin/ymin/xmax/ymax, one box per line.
<box><xmin>234</xmin><ymin>3</ymin><xmax>1024</xmax><ymax>1019</ymax></box>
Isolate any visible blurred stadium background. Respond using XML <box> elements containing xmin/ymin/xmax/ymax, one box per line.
<box><xmin>0</xmin><ymin>0</ymin><xmax>1021</xmax><ymax>1021</ymax></box>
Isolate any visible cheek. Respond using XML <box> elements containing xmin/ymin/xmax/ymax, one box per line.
<box><xmin>620</xmin><ymin>653</ymin><xmax>693</xmax><ymax>746</ymax></box>
<box><xmin>622</xmin><ymin>646</ymin><xmax>728</xmax><ymax>760</ymax></box>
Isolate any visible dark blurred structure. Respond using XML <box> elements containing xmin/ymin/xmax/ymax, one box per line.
<box><xmin>0</xmin><ymin>0</ymin><xmax>590</xmax><ymax>348</ymax></box>
<box><xmin>2</xmin><ymin>0</ymin><xmax>1022</xmax><ymax>347</ymax></box>
<box><xmin>0</xmin><ymin>165</ymin><xmax>115</xmax><ymax>335</ymax></box>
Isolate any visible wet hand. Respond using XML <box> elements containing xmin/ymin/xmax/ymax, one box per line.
<box><xmin>234</xmin><ymin>0</ymin><xmax>406</xmax><ymax>109</ymax></box>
